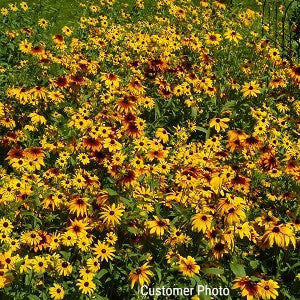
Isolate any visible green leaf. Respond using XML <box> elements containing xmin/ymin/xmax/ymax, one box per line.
<box><xmin>193</xmin><ymin>275</ymin><xmax>202</xmax><ymax>285</ymax></box>
<box><xmin>156</xmin><ymin>268</ymin><xmax>162</xmax><ymax>283</ymax></box>
<box><xmin>97</xmin><ymin>269</ymin><xmax>108</xmax><ymax>279</ymax></box>
<box><xmin>155</xmin><ymin>103</ymin><xmax>161</xmax><ymax>119</ymax></box>
<box><xmin>59</xmin><ymin>251</ymin><xmax>71</xmax><ymax>260</ymax></box>
<box><xmin>250</xmin><ymin>276</ymin><xmax>260</xmax><ymax>281</ymax></box>
<box><xmin>199</xmin><ymin>291</ymin><xmax>211</xmax><ymax>300</ymax></box>
<box><xmin>281</xmin><ymin>289</ymin><xmax>292</xmax><ymax>299</ymax></box>
<box><xmin>25</xmin><ymin>270</ymin><xmax>33</xmax><ymax>286</ymax></box>
<box><xmin>250</xmin><ymin>260</ymin><xmax>259</xmax><ymax>269</ymax></box>
<box><xmin>221</xmin><ymin>100</ymin><xmax>235</xmax><ymax>111</ymax></box>
<box><xmin>120</xmin><ymin>197</ymin><xmax>132</xmax><ymax>208</ymax></box>
<box><xmin>28</xmin><ymin>295</ymin><xmax>40</xmax><ymax>300</ymax></box>
<box><xmin>196</xmin><ymin>126</ymin><xmax>208</xmax><ymax>134</ymax></box>
<box><xmin>191</xmin><ymin>107</ymin><xmax>198</xmax><ymax>118</ymax></box>
<box><xmin>230</xmin><ymin>262</ymin><xmax>246</xmax><ymax>277</ymax></box>
<box><xmin>190</xmin><ymin>277</ymin><xmax>196</xmax><ymax>287</ymax></box>
<box><xmin>203</xmin><ymin>267</ymin><xmax>224</xmax><ymax>275</ymax></box>
<box><xmin>105</xmin><ymin>188</ymin><xmax>118</xmax><ymax>196</ymax></box>
<box><xmin>128</xmin><ymin>227</ymin><xmax>139</xmax><ymax>235</ymax></box>
<box><xmin>25</xmin><ymin>275</ymin><xmax>31</xmax><ymax>286</ymax></box>
<box><xmin>93</xmin><ymin>296</ymin><xmax>109</xmax><ymax>300</ymax></box>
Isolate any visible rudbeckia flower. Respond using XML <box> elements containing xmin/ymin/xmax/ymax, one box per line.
<box><xmin>178</xmin><ymin>256</ymin><xmax>200</xmax><ymax>277</ymax></box>
<box><xmin>49</xmin><ymin>284</ymin><xmax>65</xmax><ymax>300</ymax></box>
<box><xmin>100</xmin><ymin>203</ymin><xmax>124</xmax><ymax>226</ymax></box>
<box><xmin>147</xmin><ymin>216</ymin><xmax>170</xmax><ymax>236</ymax></box>
<box><xmin>241</xmin><ymin>81</ymin><xmax>261</xmax><ymax>97</ymax></box>
<box><xmin>232</xmin><ymin>276</ymin><xmax>259</xmax><ymax>300</ymax></box>
<box><xmin>258</xmin><ymin>280</ymin><xmax>279</xmax><ymax>299</ymax></box>
<box><xmin>191</xmin><ymin>213</ymin><xmax>212</xmax><ymax>233</ymax></box>
<box><xmin>209</xmin><ymin>117</ymin><xmax>230</xmax><ymax>132</ymax></box>
<box><xmin>92</xmin><ymin>241</ymin><xmax>115</xmax><ymax>261</ymax></box>
<box><xmin>128</xmin><ymin>263</ymin><xmax>154</xmax><ymax>288</ymax></box>
<box><xmin>260</xmin><ymin>224</ymin><xmax>296</xmax><ymax>249</ymax></box>
<box><xmin>76</xmin><ymin>278</ymin><xmax>96</xmax><ymax>295</ymax></box>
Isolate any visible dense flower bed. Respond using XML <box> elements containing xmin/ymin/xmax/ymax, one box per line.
<box><xmin>0</xmin><ymin>0</ymin><xmax>299</xmax><ymax>299</ymax></box>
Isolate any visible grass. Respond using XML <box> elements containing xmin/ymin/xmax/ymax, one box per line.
<box><xmin>0</xmin><ymin>0</ymin><xmax>261</xmax><ymax>34</ymax></box>
<box><xmin>0</xmin><ymin>0</ymin><xmax>83</xmax><ymax>33</ymax></box>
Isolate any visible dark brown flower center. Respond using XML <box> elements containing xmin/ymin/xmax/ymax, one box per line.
<box><xmin>157</xmin><ymin>220</ymin><xmax>166</xmax><ymax>227</ymax></box>
<box><xmin>76</xmin><ymin>199</ymin><xmax>84</xmax><ymax>205</ymax></box>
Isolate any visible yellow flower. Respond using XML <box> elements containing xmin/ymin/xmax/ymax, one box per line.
<box><xmin>38</xmin><ymin>19</ymin><xmax>48</xmax><ymax>28</ymax></box>
<box><xmin>224</xmin><ymin>28</ymin><xmax>242</xmax><ymax>43</ymax></box>
<box><xmin>62</xmin><ymin>26</ymin><xmax>72</xmax><ymax>36</ymax></box>
<box><xmin>1</xmin><ymin>8</ymin><xmax>9</xmax><ymax>16</ymax></box>
<box><xmin>147</xmin><ymin>216</ymin><xmax>170</xmax><ymax>236</ymax></box>
<box><xmin>261</xmin><ymin>224</ymin><xmax>296</xmax><ymax>249</ymax></box>
<box><xmin>178</xmin><ymin>256</ymin><xmax>200</xmax><ymax>277</ymax></box>
<box><xmin>232</xmin><ymin>276</ymin><xmax>260</xmax><ymax>300</ymax></box>
<box><xmin>77</xmin><ymin>153</ymin><xmax>90</xmax><ymax>165</ymax></box>
<box><xmin>209</xmin><ymin>117</ymin><xmax>230</xmax><ymax>132</ymax></box>
<box><xmin>191</xmin><ymin>213</ymin><xmax>212</xmax><ymax>233</ymax></box>
<box><xmin>19</xmin><ymin>40</ymin><xmax>32</xmax><ymax>54</ymax></box>
<box><xmin>29</xmin><ymin>113</ymin><xmax>47</xmax><ymax>125</ymax></box>
<box><xmin>241</xmin><ymin>81</ymin><xmax>261</xmax><ymax>97</ymax></box>
<box><xmin>100</xmin><ymin>203</ymin><xmax>124</xmax><ymax>226</ymax></box>
<box><xmin>92</xmin><ymin>241</ymin><xmax>115</xmax><ymax>262</ymax></box>
<box><xmin>67</xmin><ymin>219</ymin><xmax>90</xmax><ymax>236</ymax></box>
<box><xmin>76</xmin><ymin>278</ymin><xmax>96</xmax><ymax>295</ymax></box>
<box><xmin>20</xmin><ymin>2</ymin><xmax>28</xmax><ymax>11</ymax></box>
<box><xmin>258</xmin><ymin>280</ymin><xmax>279</xmax><ymax>299</ymax></box>
<box><xmin>61</xmin><ymin>231</ymin><xmax>77</xmax><ymax>247</ymax></box>
<box><xmin>49</xmin><ymin>284</ymin><xmax>65</xmax><ymax>300</ymax></box>
<box><xmin>128</xmin><ymin>263</ymin><xmax>154</xmax><ymax>288</ymax></box>
<box><xmin>224</xmin><ymin>205</ymin><xmax>246</xmax><ymax>225</ymax></box>
<box><xmin>86</xmin><ymin>257</ymin><xmax>100</xmax><ymax>273</ymax></box>
<box><xmin>69</xmin><ymin>196</ymin><xmax>90</xmax><ymax>217</ymax></box>
<box><xmin>32</xmin><ymin>256</ymin><xmax>48</xmax><ymax>273</ymax></box>
<box><xmin>56</xmin><ymin>259</ymin><xmax>73</xmax><ymax>276</ymax></box>
<box><xmin>205</xmin><ymin>32</ymin><xmax>222</xmax><ymax>45</ymax></box>
<box><xmin>155</xmin><ymin>128</ymin><xmax>169</xmax><ymax>143</ymax></box>
<box><xmin>9</xmin><ymin>4</ymin><xmax>18</xmax><ymax>11</ymax></box>
<box><xmin>0</xmin><ymin>218</ymin><xmax>13</xmax><ymax>234</ymax></box>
